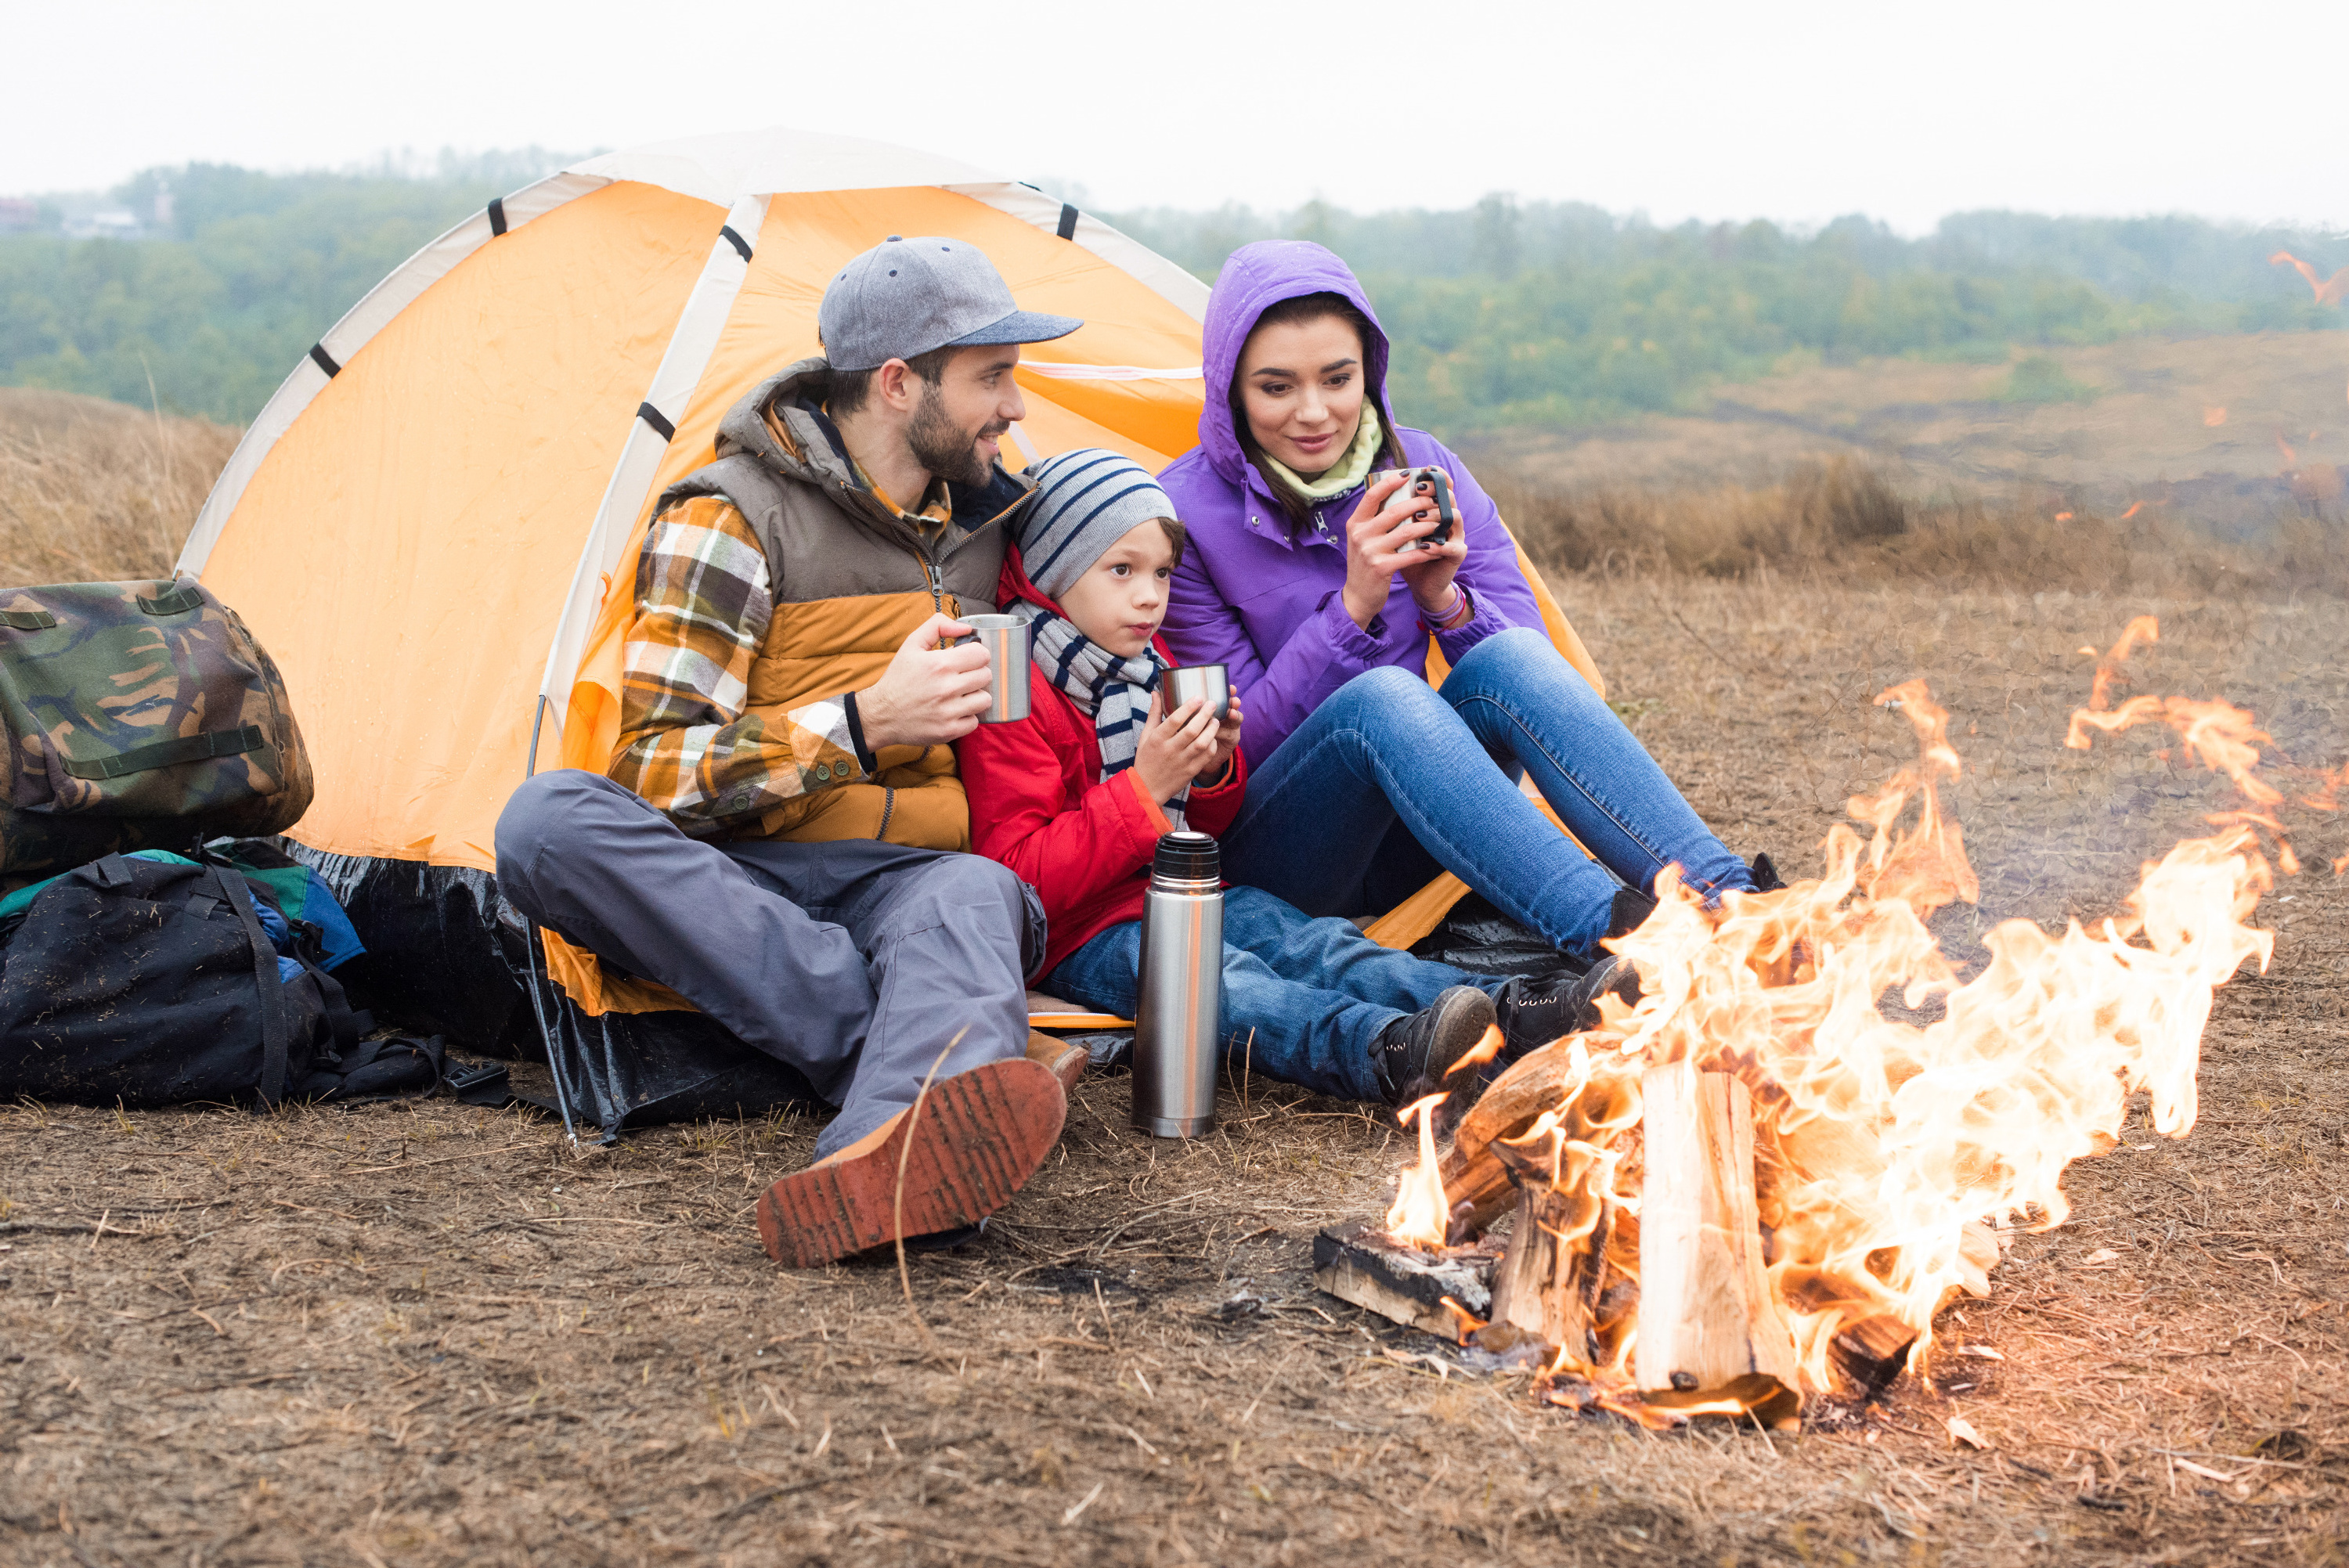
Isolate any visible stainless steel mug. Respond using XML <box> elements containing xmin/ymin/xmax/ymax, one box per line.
<box><xmin>1163</xmin><ymin>662</ymin><xmax>1230</xmax><ymax>720</ymax></box>
<box><xmin>1132</xmin><ymin>830</ymin><xmax>1222</xmax><ymax>1137</ymax></box>
<box><xmin>957</xmin><ymin>614</ymin><xmax>1030</xmax><ymax>723</ymax></box>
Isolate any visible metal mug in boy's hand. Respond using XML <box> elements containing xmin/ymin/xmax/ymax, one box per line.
<box><xmin>1378</xmin><ymin>465</ymin><xmax>1456</xmax><ymax>549</ymax></box>
<box><xmin>1162</xmin><ymin>662</ymin><xmax>1230</xmax><ymax>720</ymax></box>
<box><xmin>955</xmin><ymin>615</ymin><xmax>1030</xmax><ymax>723</ymax></box>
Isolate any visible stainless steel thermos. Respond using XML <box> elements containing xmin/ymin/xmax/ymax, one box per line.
<box><xmin>1131</xmin><ymin>830</ymin><xmax>1222</xmax><ymax>1137</ymax></box>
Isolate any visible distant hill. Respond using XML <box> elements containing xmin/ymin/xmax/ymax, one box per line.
<box><xmin>2</xmin><ymin>156</ymin><xmax>2344</xmax><ymax>431</ymax></box>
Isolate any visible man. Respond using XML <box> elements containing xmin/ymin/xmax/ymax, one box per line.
<box><xmin>496</xmin><ymin>236</ymin><xmax>1080</xmax><ymax>1267</ymax></box>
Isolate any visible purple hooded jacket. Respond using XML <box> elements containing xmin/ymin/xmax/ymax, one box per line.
<box><xmin>1157</xmin><ymin>241</ymin><xmax>1540</xmax><ymax>766</ymax></box>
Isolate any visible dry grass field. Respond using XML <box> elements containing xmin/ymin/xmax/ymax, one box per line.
<box><xmin>0</xmin><ymin>387</ymin><xmax>233</xmax><ymax>587</ymax></box>
<box><xmin>1464</xmin><ymin>330</ymin><xmax>2349</xmax><ymax>513</ymax></box>
<box><xmin>1</xmin><ymin>384</ymin><xmax>2347</xmax><ymax>1566</ymax></box>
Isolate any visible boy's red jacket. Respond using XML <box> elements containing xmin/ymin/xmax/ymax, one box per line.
<box><xmin>956</xmin><ymin>550</ymin><xmax>1247</xmax><ymax>984</ymax></box>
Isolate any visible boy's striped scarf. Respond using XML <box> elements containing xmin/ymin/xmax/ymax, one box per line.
<box><xmin>1008</xmin><ymin>603</ymin><xmax>1185</xmax><ymax>831</ymax></box>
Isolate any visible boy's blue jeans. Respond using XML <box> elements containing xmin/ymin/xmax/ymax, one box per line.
<box><xmin>1222</xmin><ymin>627</ymin><xmax>1756</xmax><ymax>957</ymax></box>
<box><xmin>1045</xmin><ymin>885</ymin><xmax>1496</xmax><ymax>1103</ymax></box>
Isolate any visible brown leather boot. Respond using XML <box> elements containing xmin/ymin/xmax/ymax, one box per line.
<box><xmin>1026</xmin><ymin>1029</ymin><xmax>1088</xmax><ymax>1094</ymax></box>
<box><xmin>755</xmin><ymin>1056</ymin><xmax>1065</xmax><ymax>1268</ymax></box>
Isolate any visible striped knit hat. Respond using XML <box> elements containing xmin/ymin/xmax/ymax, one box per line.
<box><xmin>1014</xmin><ymin>449</ymin><xmax>1178</xmax><ymax>600</ymax></box>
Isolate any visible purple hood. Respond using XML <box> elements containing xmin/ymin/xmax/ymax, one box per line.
<box><xmin>1156</xmin><ymin>240</ymin><xmax>1542</xmax><ymax>766</ymax></box>
<box><xmin>1196</xmin><ymin>241</ymin><xmax>1400</xmax><ymax>490</ymax></box>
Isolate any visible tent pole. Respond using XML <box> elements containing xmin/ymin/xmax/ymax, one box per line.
<box><xmin>520</xmin><ymin>694</ymin><xmax>581</xmax><ymax>1146</ymax></box>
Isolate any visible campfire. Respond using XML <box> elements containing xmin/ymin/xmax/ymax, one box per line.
<box><xmin>1319</xmin><ymin>619</ymin><xmax>2339</xmax><ymax>1429</ymax></box>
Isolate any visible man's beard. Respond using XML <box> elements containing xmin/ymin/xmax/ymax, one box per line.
<box><xmin>905</xmin><ymin>384</ymin><xmax>1003</xmax><ymax>489</ymax></box>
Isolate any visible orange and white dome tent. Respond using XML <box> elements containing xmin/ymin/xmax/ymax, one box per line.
<box><xmin>182</xmin><ymin>126</ymin><xmax>1210</xmax><ymax>884</ymax></box>
<box><xmin>174</xmin><ymin>128</ymin><xmax>1214</xmax><ymax>1128</ymax></box>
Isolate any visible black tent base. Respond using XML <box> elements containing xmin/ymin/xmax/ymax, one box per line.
<box><xmin>287</xmin><ymin>845</ymin><xmax>824</xmax><ymax>1141</ymax></box>
<box><xmin>286</xmin><ymin>849</ymin><xmax>1578</xmax><ymax>1143</ymax></box>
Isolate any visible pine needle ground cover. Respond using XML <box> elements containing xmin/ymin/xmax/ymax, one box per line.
<box><xmin>4</xmin><ymin>572</ymin><xmax>2344</xmax><ymax>1566</ymax></box>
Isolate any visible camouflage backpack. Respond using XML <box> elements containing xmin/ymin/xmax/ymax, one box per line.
<box><xmin>0</xmin><ymin>577</ymin><xmax>312</xmax><ymax>878</ymax></box>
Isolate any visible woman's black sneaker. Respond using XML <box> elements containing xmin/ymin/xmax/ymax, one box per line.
<box><xmin>1607</xmin><ymin>886</ymin><xmax>1658</xmax><ymax>937</ymax></box>
<box><xmin>1493</xmin><ymin>956</ymin><xmax>1644</xmax><ymax>1061</ymax></box>
<box><xmin>1748</xmin><ymin>853</ymin><xmax>1787</xmax><ymax>892</ymax></box>
<box><xmin>1372</xmin><ymin>986</ymin><xmax>1499</xmax><ymax>1113</ymax></box>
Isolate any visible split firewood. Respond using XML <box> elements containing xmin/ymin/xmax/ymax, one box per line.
<box><xmin>1312</xmin><ymin>1221</ymin><xmax>1501</xmax><ymax>1339</ymax></box>
<box><xmin>1633</xmin><ymin>1062</ymin><xmax>1802</xmax><ymax>1410</ymax></box>
<box><xmin>1439</xmin><ymin>1043</ymin><xmax>1639</xmax><ymax>1235</ymax></box>
<box><xmin>1779</xmin><ymin>1267</ymin><xmax>1919</xmax><ymax>1396</ymax></box>
<box><xmin>1481</xmin><ymin>1134</ymin><xmax>1611</xmax><ymax>1364</ymax></box>
<box><xmin>1829</xmin><ymin>1312</ymin><xmax>1918</xmax><ymax>1395</ymax></box>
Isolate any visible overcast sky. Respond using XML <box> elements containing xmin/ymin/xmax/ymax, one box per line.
<box><xmin>3</xmin><ymin>0</ymin><xmax>2336</xmax><ymax>234</ymax></box>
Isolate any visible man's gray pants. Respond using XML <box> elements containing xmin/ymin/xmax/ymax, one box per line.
<box><xmin>496</xmin><ymin>770</ymin><xmax>1042</xmax><ymax>1158</ymax></box>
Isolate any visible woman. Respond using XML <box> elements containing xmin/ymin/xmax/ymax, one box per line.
<box><xmin>1156</xmin><ymin>240</ymin><xmax>1765</xmax><ymax>961</ymax></box>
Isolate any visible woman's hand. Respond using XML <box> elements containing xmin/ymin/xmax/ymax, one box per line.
<box><xmin>1340</xmin><ymin>470</ymin><xmax>1456</xmax><ymax>629</ymax></box>
<box><xmin>1391</xmin><ymin>470</ymin><xmax>1469</xmax><ymax>620</ymax></box>
<box><xmin>1195</xmin><ymin>695</ymin><xmax>1245</xmax><ymax>786</ymax></box>
<box><xmin>1133</xmin><ymin>692</ymin><xmax>1219</xmax><ymax>805</ymax></box>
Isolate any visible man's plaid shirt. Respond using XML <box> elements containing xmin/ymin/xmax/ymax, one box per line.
<box><xmin>610</xmin><ymin>452</ymin><xmax>957</xmax><ymax>836</ymax></box>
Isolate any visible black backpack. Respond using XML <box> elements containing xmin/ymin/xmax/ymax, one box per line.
<box><xmin>0</xmin><ymin>851</ymin><xmax>440</xmax><ymax>1108</ymax></box>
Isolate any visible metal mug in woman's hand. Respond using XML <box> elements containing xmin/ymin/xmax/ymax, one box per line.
<box><xmin>1375</xmin><ymin>466</ymin><xmax>1457</xmax><ymax>549</ymax></box>
<box><xmin>955</xmin><ymin>615</ymin><xmax>1030</xmax><ymax>723</ymax></box>
<box><xmin>1162</xmin><ymin>662</ymin><xmax>1230</xmax><ymax>720</ymax></box>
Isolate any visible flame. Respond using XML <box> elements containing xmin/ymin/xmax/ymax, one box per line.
<box><xmin>2055</xmin><ymin>511</ymin><xmax>2074</xmax><ymax>521</ymax></box>
<box><xmin>1446</xmin><ymin>1022</ymin><xmax>1505</xmax><ymax>1079</ymax></box>
<box><xmin>1437</xmin><ymin>1296</ymin><xmax>1486</xmax><ymax>1343</ymax></box>
<box><xmin>2120</xmin><ymin>501</ymin><xmax>2146</xmax><ymax>521</ymax></box>
<box><xmin>1421</xmin><ymin>625</ymin><xmax>2319</xmax><ymax>1418</ymax></box>
<box><xmin>1383</xmin><ymin>1092</ymin><xmax>1452</xmax><ymax>1249</ymax></box>
<box><xmin>2271</xmin><ymin>251</ymin><xmax>2349</xmax><ymax>307</ymax></box>
<box><xmin>2205</xmin><ymin>407</ymin><xmax>2228</xmax><ymax>427</ymax></box>
<box><xmin>2070</xmin><ymin>615</ymin><xmax>2160</xmax><ymax>723</ymax></box>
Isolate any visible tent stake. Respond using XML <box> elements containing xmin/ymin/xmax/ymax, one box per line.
<box><xmin>519</xmin><ymin>694</ymin><xmax>581</xmax><ymax>1146</ymax></box>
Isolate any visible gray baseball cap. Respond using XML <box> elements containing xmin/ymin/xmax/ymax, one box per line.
<box><xmin>818</xmin><ymin>236</ymin><xmax>1083</xmax><ymax>373</ymax></box>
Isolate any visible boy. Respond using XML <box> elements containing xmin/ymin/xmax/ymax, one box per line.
<box><xmin>955</xmin><ymin>449</ymin><xmax>1634</xmax><ymax>1112</ymax></box>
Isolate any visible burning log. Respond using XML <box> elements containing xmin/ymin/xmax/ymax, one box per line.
<box><xmin>1830</xmin><ymin>1313</ymin><xmax>1918</xmax><ymax>1397</ymax></box>
<box><xmin>1312</xmin><ymin>1222</ymin><xmax>1499</xmax><ymax>1339</ymax></box>
<box><xmin>1481</xmin><ymin>1135</ymin><xmax>1609</xmax><ymax>1363</ymax></box>
<box><xmin>1439</xmin><ymin>1043</ymin><xmax>1640</xmax><ymax>1234</ymax></box>
<box><xmin>1633</xmin><ymin>1062</ymin><xmax>1801</xmax><ymax>1411</ymax></box>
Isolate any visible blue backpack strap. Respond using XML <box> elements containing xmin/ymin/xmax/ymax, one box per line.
<box><xmin>212</xmin><ymin>865</ymin><xmax>290</xmax><ymax>1108</ymax></box>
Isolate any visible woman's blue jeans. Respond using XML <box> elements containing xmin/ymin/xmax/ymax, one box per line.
<box><xmin>1222</xmin><ymin>627</ymin><xmax>1754</xmax><ymax>956</ymax></box>
<box><xmin>1046</xmin><ymin>885</ymin><xmax>1494</xmax><ymax>1102</ymax></box>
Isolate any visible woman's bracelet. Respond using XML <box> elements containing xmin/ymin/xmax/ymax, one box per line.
<box><xmin>1423</xmin><ymin>582</ymin><xmax>1474</xmax><ymax>630</ymax></box>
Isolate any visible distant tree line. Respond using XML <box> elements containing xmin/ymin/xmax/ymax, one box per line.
<box><xmin>1109</xmin><ymin>198</ymin><xmax>2347</xmax><ymax>428</ymax></box>
<box><xmin>2</xmin><ymin>158</ymin><xmax>2342</xmax><ymax>431</ymax></box>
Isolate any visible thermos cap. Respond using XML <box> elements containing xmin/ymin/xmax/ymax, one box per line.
<box><xmin>1151</xmin><ymin>830</ymin><xmax>1220</xmax><ymax>886</ymax></box>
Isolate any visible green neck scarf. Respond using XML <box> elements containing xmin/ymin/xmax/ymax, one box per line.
<box><xmin>1261</xmin><ymin>404</ymin><xmax>1384</xmax><ymax>501</ymax></box>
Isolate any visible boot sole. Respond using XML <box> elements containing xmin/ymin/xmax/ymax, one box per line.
<box><xmin>756</xmin><ymin>1057</ymin><xmax>1066</xmax><ymax>1269</ymax></box>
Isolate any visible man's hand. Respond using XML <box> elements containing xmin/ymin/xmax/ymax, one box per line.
<box><xmin>857</xmin><ymin>613</ymin><xmax>994</xmax><ymax>751</ymax></box>
<box><xmin>1195</xmin><ymin>694</ymin><xmax>1244</xmax><ymax>786</ymax></box>
<box><xmin>1132</xmin><ymin>692</ymin><xmax>1220</xmax><ymax>805</ymax></box>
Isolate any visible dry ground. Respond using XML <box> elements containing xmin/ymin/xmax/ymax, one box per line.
<box><xmin>5</xmin><ymin>575</ymin><xmax>2346</xmax><ymax>1566</ymax></box>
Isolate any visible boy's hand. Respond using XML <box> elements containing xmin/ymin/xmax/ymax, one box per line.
<box><xmin>1133</xmin><ymin>692</ymin><xmax>1218</xmax><ymax>805</ymax></box>
<box><xmin>1195</xmin><ymin>695</ymin><xmax>1244</xmax><ymax>785</ymax></box>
